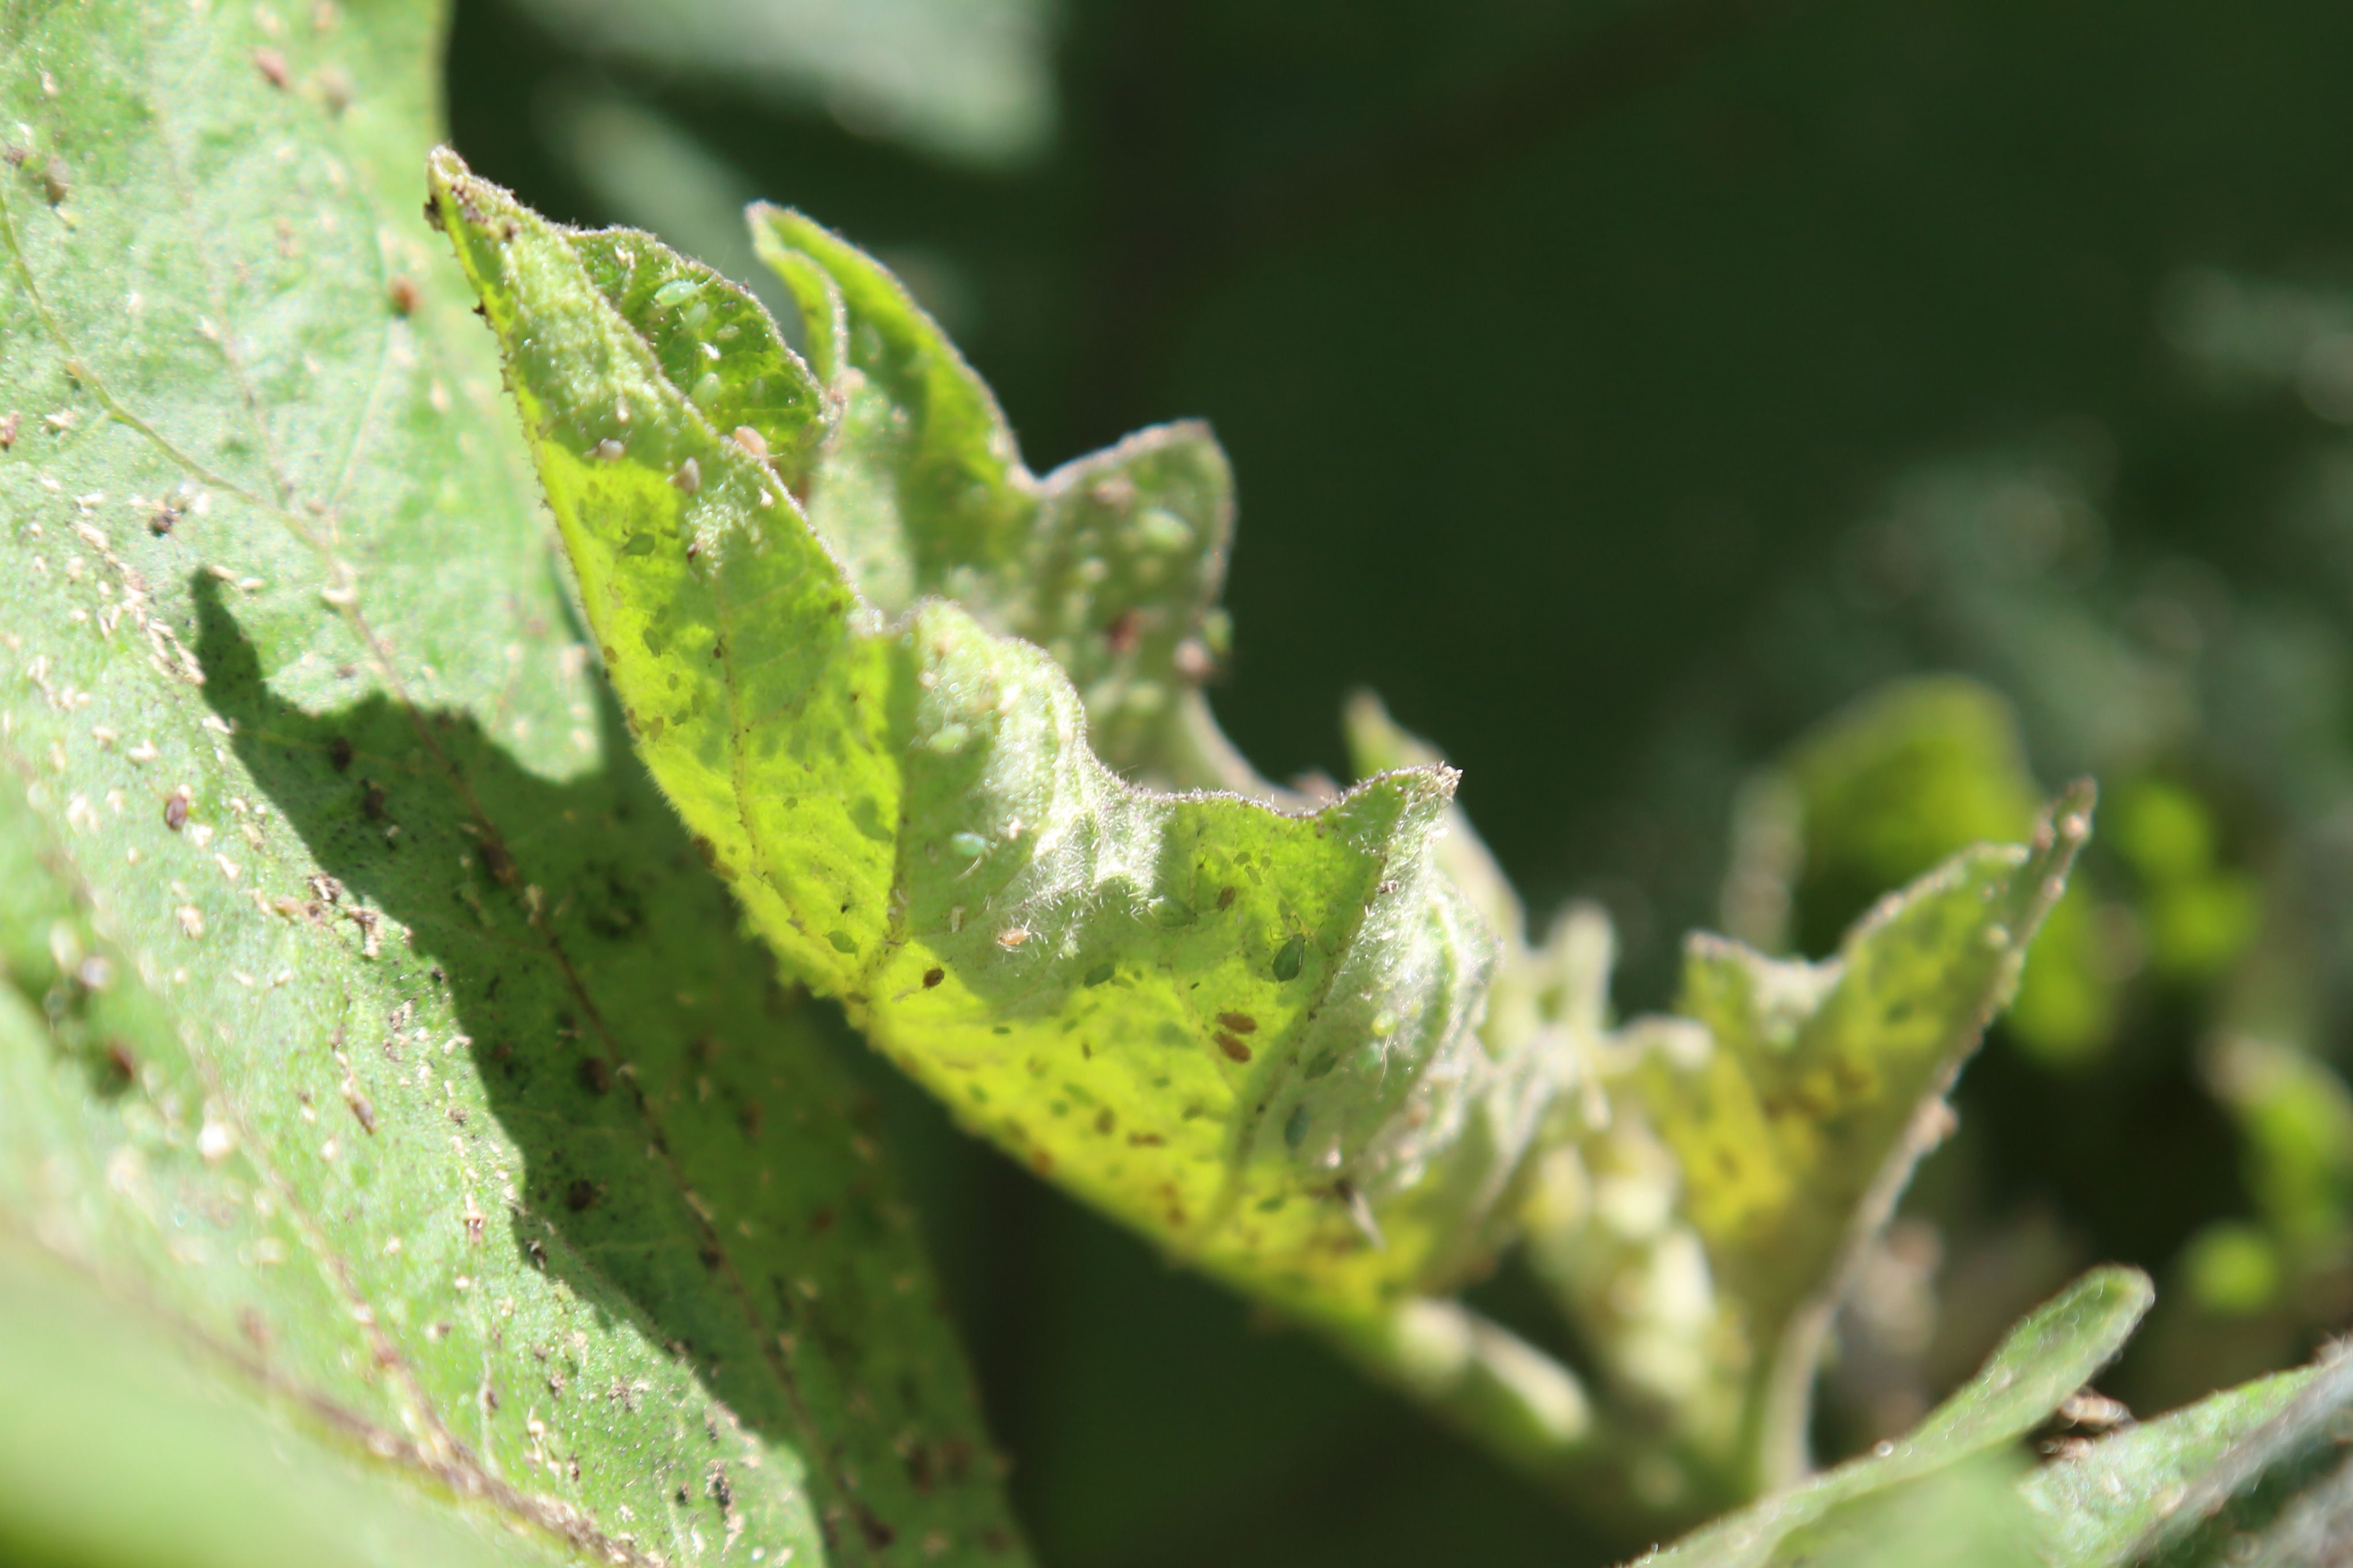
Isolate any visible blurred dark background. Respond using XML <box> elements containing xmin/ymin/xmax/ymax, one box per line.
<box><xmin>445</xmin><ymin>2</ymin><xmax>2353</xmax><ymax>1562</ymax></box>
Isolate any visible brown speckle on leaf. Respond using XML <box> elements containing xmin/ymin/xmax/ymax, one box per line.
<box><xmin>1217</xmin><ymin>1011</ymin><xmax>1259</xmax><ymax>1034</ymax></box>
<box><xmin>253</xmin><ymin>47</ymin><xmax>289</xmax><ymax>87</ymax></box>
<box><xmin>360</xmin><ymin>780</ymin><xmax>387</xmax><ymax>820</ymax></box>
<box><xmin>1215</xmin><ymin>1032</ymin><xmax>1251</xmax><ymax>1063</ymax></box>
<box><xmin>163</xmin><ymin>788</ymin><xmax>190</xmax><ymax>831</ymax></box>
<box><xmin>566</xmin><ymin>1179</ymin><xmax>598</xmax><ymax>1212</ymax></box>
<box><xmin>0</xmin><ymin>412</ymin><xmax>16</xmax><ymax>450</ymax></box>
<box><xmin>922</xmin><ymin>967</ymin><xmax>943</xmax><ymax>988</ymax></box>
<box><xmin>578</xmin><ymin>1056</ymin><xmax>612</xmax><ymax>1095</ymax></box>
<box><xmin>387</xmin><ymin>275</ymin><xmax>419</xmax><ymax>316</ymax></box>
<box><xmin>327</xmin><ymin>736</ymin><xmax>353</xmax><ymax>772</ymax></box>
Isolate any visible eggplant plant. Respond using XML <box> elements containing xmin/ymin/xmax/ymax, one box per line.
<box><xmin>3</xmin><ymin>3</ymin><xmax>2350</xmax><ymax>1565</ymax></box>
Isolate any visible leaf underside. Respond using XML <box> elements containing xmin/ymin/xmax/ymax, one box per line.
<box><xmin>430</xmin><ymin>154</ymin><xmax>1550</xmax><ymax>1326</ymax></box>
<box><xmin>0</xmin><ymin>3</ymin><xmax>1023</xmax><ymax>1564</ymax></box>
<box><xmin>425</xmin><ymin>141</ymin><xmax>2126</xmax><ymax>1531</ymax></box>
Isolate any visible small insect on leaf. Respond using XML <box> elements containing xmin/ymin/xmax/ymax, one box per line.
<box><xmin>1272</xmin><ymin>935</ymin><xmax>1306</xmax><ymax>982</ymax></box>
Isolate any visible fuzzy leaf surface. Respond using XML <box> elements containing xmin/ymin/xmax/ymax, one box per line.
<box><xmin>1628</xmin><ymin>1266</ymin><xmax>2152</xmax><ymax>1568</ymax></box>
<box><xmin>430</xmin><ymin>155</ymin><xmax>1559</xmax><ymax>1322</ymax></box>
<box><xmin>2023</xmin><ymin>1351</ymin><xmax>2353</xmax><ymax>1567</ymax></box>
<box><xmin>0</xmin><ymin>2</ymin><xmax>1020</xmax><ymax>1563</ymax></box>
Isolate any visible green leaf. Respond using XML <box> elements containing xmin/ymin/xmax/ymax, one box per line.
<box><xmin>507</xmin><ymin>0</ymin><xmax>1060</xmax><ymax>168</ymax></box>
<box><xmin>1725</xmin><ymin>678</ymin><xmax>2115</xmax><ymax>1064</ymax></box>
<box><xmin>0</xmin><ymin>3</ymin><xmax>1020</xmax><ymax>1563</ymax></box>
<box><xmin>429</xmin><ymin>152</ymin><xmax>1557</xmax><ymax>1327</ymax></box>
<box><xmin>2022</xmin><ymin>1351</ymin><xmax>2353</xmax><ymax>1567</ymax></box>
<box><xmin>0</xmin><ymin>1238</ymin><xmax>548</xmax><ymax>1568</ymax></box>
<box><xmin>1527</xmin><ymin>786</ymin><xmax>2094</xmax><ymax>1492</ymax></box>
<box><xmin>1628</xmin><ymin>1266</ymin><xmax>2152</xmax><ymax>1568</ymax></box>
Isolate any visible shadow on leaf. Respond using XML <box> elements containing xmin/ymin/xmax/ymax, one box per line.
<box><xmin>192</xmin><ymin>574</ymin><xmax>1004</xmax><ymax>1557</ymax></box>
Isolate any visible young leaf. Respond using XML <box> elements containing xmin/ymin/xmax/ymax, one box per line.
<box><xmin>2022</xmin><ymin>1350</ymin><xmax>2353</xmax><ymax>1567</ymax></box>
<box><xmin>1627</xmin><ymin>1266</ymin><xmax>2152</xmax><ymax>1568</ymax></box>
<box><xmin>0</xmin><ymin>2</ymin><xmax>1020</xmax><ymax>1562</ymax></box>
<box><xmin>429</xmin><ymin>153</ymin><xmax>1563</xmax><ymax>1325</ymax></box>
<box><xmin>1528</xmin><ymin>788</ymin><xmax>2094</xmax><ymax>1492</ymax></box>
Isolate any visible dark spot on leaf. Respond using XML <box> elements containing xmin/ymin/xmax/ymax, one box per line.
<box><xmin>327</xmin><ymin>735</ymin><xmax>353</xmax><ymax>772</ymax></box>
<box><xmin>360</xmin><ymin>780</ymin><xmax>387</xmax><ymax>820</ymax></box>
<box><xmin>162</xmin><ymin>789</ymin><xmax>189</xmax><ymax>831</ymax></box>
<box><xmin>1217</xmin><ymin>885</ymin><xmax>1236</xmax><ymax>910</ymax></box>
<box><xmin>387</xmin><ymin>276</ymin><xmax>418</xmax><ymax>316</ymax></box>
<box><xmin>1284</xmin><ymin>1103</ymin><xmax>1311</xmax><ymax>1149</ymax></box>
<box><xmin>1215</xmin><ymin>1032</ymin><xmax>1251</xmax><ymax>1063</ymax></box>
<box><xmin>922</xmin><ymin>967</ymin><xmax>943</xmax><ymax>988</ymax></box>
<box><xmin>1084</xmin><ymin>962</ymin><xmax>1114</xmax><ymax>987</ymax></box>
<box><xmin>578</xmin><ymin>1056</ymin><xmax>612</xmax><ymax>1094</ymax></box>
<box><xmin>566</xmin><ymin>1179</ymin><xmax>598</xmax><ymax>1212</ymax></box>
<box><xmin>1304</xmin><ymin>1050</ymin><xmax>1338</xmax><ymax>1080</ymax></box>
<box><xmin>1217</xmin><ymin>1011</ymin><xmax>1258</xmax><ymax>1034</ymax></box>
<box><xmin>856</xmin><ymin>1509</ymin><xmax>896</xmax><ymax>1548</ymax></box>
